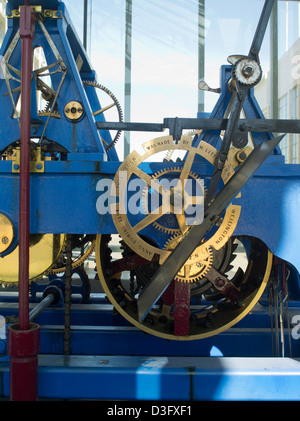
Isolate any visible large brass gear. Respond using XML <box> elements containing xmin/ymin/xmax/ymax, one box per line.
<box><xmin>111</xmin><ymin>134</ymin><xmax>241</xmax><ymax>266</ymax></box>
<box><xmin>96</xmin><ymin>234</ymin><xmax>273</xmax><ymax>340</ymax></box>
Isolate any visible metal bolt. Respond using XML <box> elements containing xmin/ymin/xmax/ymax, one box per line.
<box><xmin>237</xmin><ymin>151</ymin><xmax>247</xmax><ymax>161</ymax></box>
<box><xmin>242</xmin><ymin>65</ymin><xmax>254</xmax><ymax>77</ymax></box>
<box><xmin>215</xmin><ymin>277</ymin><xmax>225</xmax><ymax>288</ymax></box>
<box><xmin>1</xmin><ymin>236</ymin><xmax>9</xmax><ymax>245</ymax></box>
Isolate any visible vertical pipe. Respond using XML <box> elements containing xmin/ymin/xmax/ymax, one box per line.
<box><xmin>270</xmin><ymin>0</ymin><xmax>278</xmax><ymax>123</ymax></box>
<box><xmin>198</xmin><ymin>0</ymin><xmax>205</xmax><ymax>115</ymax></box>
<box><xmin>124</xmin><ymin>0</ymin><xmax>132</xmax><ymax>158</ymax></box>
<box><xmin>83</xmin><ymin>0</ymin><xmax>88</xmax><ymax>50</ymax></box>
<box><xmin>18</xmin><ymin>4</ymin><xmax>34</xmax><ymax>332</ymax></box>
<box><xmin>8</xmin><ymin>3</ymin><xmax>40</xmax><ymax>402</ymax></box>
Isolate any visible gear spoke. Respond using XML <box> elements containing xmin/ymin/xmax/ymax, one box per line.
<box><xmin>175</xmin><ymin>213</ymin><xmax>188</xmax><ymax>235</ymax></box>
<box><xmin>132</xmin><ymin>206</ymin><xmax>164</xmax><ymax>233</ymax></box>
<box><xmin>93</xmin><ymin>102</ymin><xmax>117</xmax><ymax>117</ymax></box>
<box><xmin>179</xmin><ymin>149</ymin><xmax>196</xmax><ymax>182</ymax></box>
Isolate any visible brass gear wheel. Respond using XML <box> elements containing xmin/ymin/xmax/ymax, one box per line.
<box><xmin>48</xmin><ymin>235</ymin><xmax>95</xmax><ymax>275</ymax></box>
<box><xmin>96</xmin><ymin>234</ymin><xmax>273</xmax><ymax>341</ymax></box>
<box><xmin>111</xmin><ymin>134</ymin><xmax>241</xmax><ymax>266</ymax></box>
<box><xmin>83</xmin><ymin>80</ymin><xmax>123</xmax><ymax>151</ymax></box>
<box><xmin>164</xmin><ymin>235</ymin><xmax>213</xmax><ymax>283</ymax></box>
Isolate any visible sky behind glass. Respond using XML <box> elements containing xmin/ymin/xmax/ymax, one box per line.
<box><xmin>63</xmin><ymin>0</ymin><xmax>299</xmax><ymax>158</ymax></box>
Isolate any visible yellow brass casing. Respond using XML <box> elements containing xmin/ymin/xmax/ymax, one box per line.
<box><xmin>0</xmin><ymin>214</ymin><xmax>14</xmax><ymax>253</ymax></box>
<box><xmin>0</xmin><ymin>234</ymin><xmax>65</xmax><ymax>285</ymax></box>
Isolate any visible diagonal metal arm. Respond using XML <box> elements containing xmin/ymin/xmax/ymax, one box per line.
<box><xmin>137</xmin><ymin>134</ymin><xmax>285</xmax><ymax>322</ymax></box>
<box><xmin>205</xmin><ymin>0</ymin><xmax>274</xmax><ymax>205</ymax></box>
<box><xmin>248</xmin><ymin>0</ymin><xmax>275</xmax><ymax>61</ymax></box>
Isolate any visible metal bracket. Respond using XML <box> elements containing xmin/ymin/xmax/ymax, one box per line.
<box><xmin>8</xmin><ymin>6</ymin><xmax>63</xmax><ymax>19</ymax></box>
<box><xmin>11</xmin><ymin>146</ymin><xmax>45</xmax><ymax>173</ymax></box>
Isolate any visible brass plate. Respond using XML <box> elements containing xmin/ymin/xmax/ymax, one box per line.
<box><xmin>0</xmin><ymin>214</ymin><xmax>14</xmax><ymax>253</ymax></box>
<box><xmin>0</xmin><ymin>234</ymin><xmax>65</xmax><ymax>285</ymax></box>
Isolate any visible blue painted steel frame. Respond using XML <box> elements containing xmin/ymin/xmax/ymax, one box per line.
<box><xmin>1</xmin><ymin>0</ymin><xmax>300</xmax><ymax>401</ymax></box>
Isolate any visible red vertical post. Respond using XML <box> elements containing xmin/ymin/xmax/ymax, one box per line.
<box><xmin>18</xmin><ymin>3</ymin><xmax>33</xmax><ymax>332</ymax></box>
<box><xmin>174</xmin><ymin>281</ymin><xmax>191</xmax><ymax>336</ymax></box>
<box><xmin>7</xmin><ymin>4</ymin><xmax>40</xmax><ymax>401</ymax></box>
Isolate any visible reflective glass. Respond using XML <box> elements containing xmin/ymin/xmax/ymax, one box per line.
<box><xmin>1</xmin><ymin>1</ymin><xmax>300</xmax><ymax>163</ymax></box>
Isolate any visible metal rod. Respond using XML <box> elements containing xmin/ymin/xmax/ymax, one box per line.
<box><xmin>29</xmin><ymin>294</ymin><xmax>55</xmax><ymax>322</ymax></box>
<box><xmin>83</xmin><ymin>0</ymin><xmax>88</xmax><ymax>50</ymax></box>
<box><xmin>18</xmin><ymin>3</ymin><xmax>34</xmax><ymax>332</ymax></box>
<box><xmin>124</xmin><ymin>0</ymin><xmax>132</xmax><ymax>158</ymax></box>
<box><xmin>97</xmin><ymin>118</ymin><xmax>300</xmax><ymax>135</ymax></box>
<box><xmin>270</xmin><ymin>1</ymin><xmax>278</xmax><ymax>123</ymax></box>
<box><xmin>198</xmin><ymin>0</ymin><xmax>205</xmax><ymax>115</ymax></box>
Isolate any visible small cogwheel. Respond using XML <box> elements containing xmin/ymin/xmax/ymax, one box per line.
<box><xmin>233</xmin><ymin>57</ymin><xmax>262</xmax><ymax>86</ymax></box>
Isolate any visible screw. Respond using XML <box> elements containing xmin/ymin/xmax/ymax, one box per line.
<box><xmin>1</xmin><ymin>236</ymin><xmax>9</xmax><ymax>245</ymax></box>
<box><xmin>215</xmin><ymin>277</ymin><xmax>225</xmax><ymax>288</ymax></box>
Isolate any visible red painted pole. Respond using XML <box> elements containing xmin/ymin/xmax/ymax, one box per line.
<box><xmin>18</xmin><ymin>4</ymin><xmax>33</xmax><ymax>332</ymax></box>
<box><xmin>7</xmin><ymin>4</ymin><xmax>40</xmax><ymax>401</ymax></box>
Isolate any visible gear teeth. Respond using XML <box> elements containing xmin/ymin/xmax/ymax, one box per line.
<box><xmin>82</xmin><ymin>80</ymin><xmax>123</xmax><ymax>151</ymax></box>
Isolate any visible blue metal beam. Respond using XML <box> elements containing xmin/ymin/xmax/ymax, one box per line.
<box><xmin>2</xmin><ymin>355</ymin><xmax>300</xmax><ymax>400</ymax></box>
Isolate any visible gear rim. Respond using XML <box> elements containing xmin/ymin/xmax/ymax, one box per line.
<box><xmin>96</xmin><ymin>234</ymin><xmax>273</xmax><ymax>340</ymax></box>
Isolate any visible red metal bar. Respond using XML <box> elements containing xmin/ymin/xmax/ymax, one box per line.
<box><xmin>18</xmin><ymin>4</ymin><xmax>34</xmax><ymax>331</ymax></box>
<box><xmin>174</xmin><ymin>280</ymin><xmax>190</xmax><ymax>336</ymax></box>
<box><xmin>7</xmin><ymin>4</ymin><xmax>40</xmax><ymax>402</ymax></box>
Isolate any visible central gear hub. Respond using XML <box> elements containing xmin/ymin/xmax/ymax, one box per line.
<box><xmin>164</xmin><ymin>235</ymin><xmax>213</xmax><ymax>283</ymax></box>
<box><xmin>233</xmin><ymin>57</ymin><xmax>262</xmax><ymax>86</ymax></box>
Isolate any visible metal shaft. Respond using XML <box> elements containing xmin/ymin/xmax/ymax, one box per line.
<box><xmin>18</xmin><ymin>3</ymin><xmax>34</xmax><ymax>331</ymax></box>
<box><xmin>29</xmin><ymin>294</ymin><xmax>55</xmax><ymax>322</ymax></box>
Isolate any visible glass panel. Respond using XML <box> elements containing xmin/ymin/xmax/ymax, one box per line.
<box><xmin>0</xmin><ymin>1</ymin><xmax>299</xmax><ymax>162</ymax></box>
